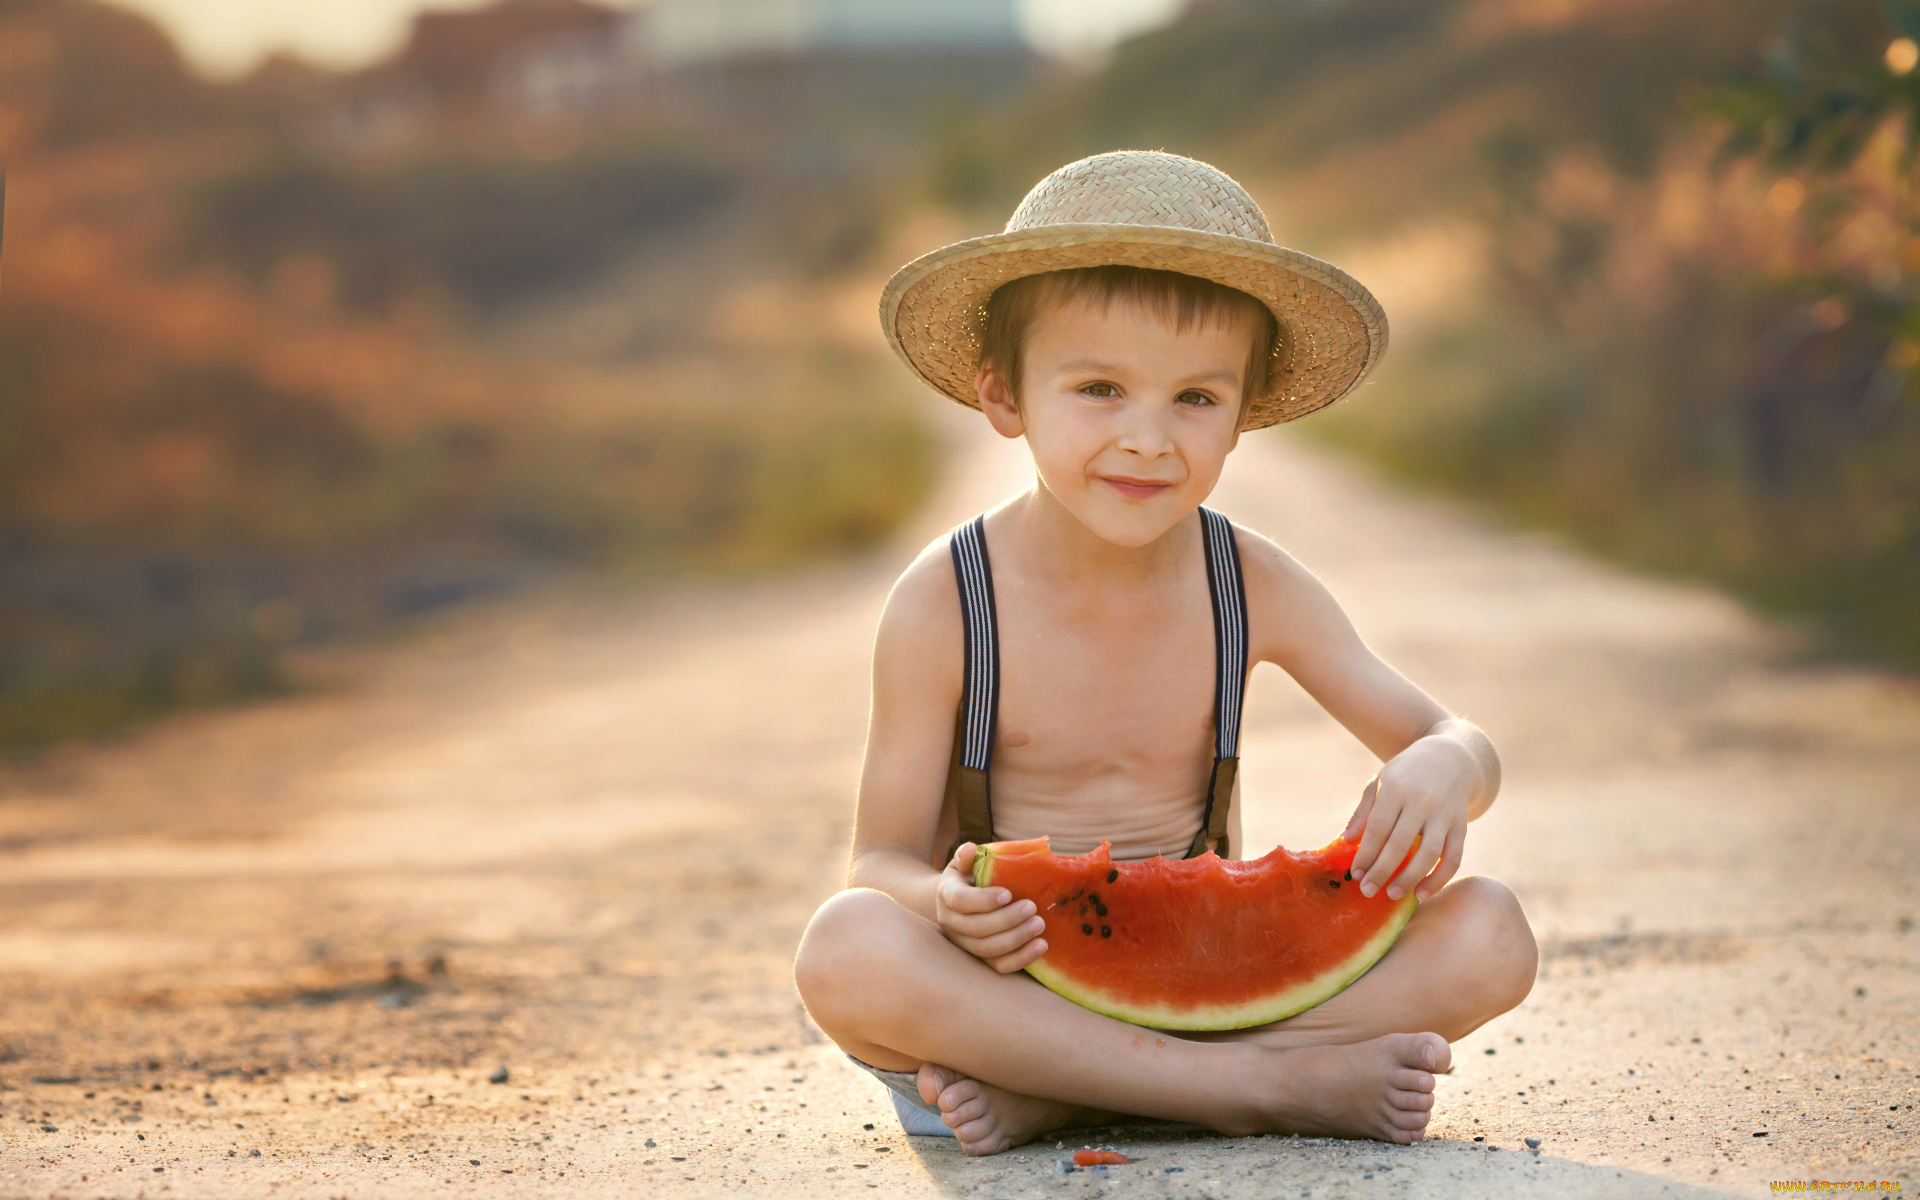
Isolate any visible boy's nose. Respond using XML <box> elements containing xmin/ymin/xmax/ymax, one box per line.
<box><xmin>1113</xmin><ymin>403</ymin><xmax>1176</xmax><ymax>457</ymax></box>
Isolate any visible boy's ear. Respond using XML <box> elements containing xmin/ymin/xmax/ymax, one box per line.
<box><xmin>975</xmin><ymin>363</ymin><xmax>1026</xmax><ymax>440</ymax></box>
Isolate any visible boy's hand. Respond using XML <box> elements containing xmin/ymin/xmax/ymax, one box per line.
<box><xmin>935</xmin><ymin>843</ymin><xmax>1048</xmax><ymax>973</ymax></box>
<box><xmin>1341</xmin><ymin>737</ymin><xmax>1473</xmax><ymax>903</ymax></box>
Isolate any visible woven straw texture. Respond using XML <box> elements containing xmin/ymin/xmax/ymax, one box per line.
<box><xmin>879</xmin><ymin>150</ymin><xmax>1389</xmax><ymax>430</ymax></box>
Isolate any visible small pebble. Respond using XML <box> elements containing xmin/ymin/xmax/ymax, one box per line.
<box><xmin>1484</xmin><ymin>1048</ymin><xmax>1496</xmax><ymax>1055</ymax></box>
<box><xmin>1473</xmin><ymin>1136</ymin><xmax>1485</xmax><ymax>1143</ymax></box>
<box><xmin>1164</xmin><ymin>1166</ymin><xmax>1185</xmax><ymax>1173</ymax></box>
<box><xmin>40</xmin><ymin>1124</ymin><xmax>56</xmax><ymax>1133</ymax></box>
<box><xmin>1752</xmin><ymin>1131</ymin><xmax>1768</xmax><ymax>1138</ymax></box>
<box><xmin>1525</xmin><ymin>1137</ymin><xmax>1541</xmax><ymax>1149</ymax></box>
<box><xmin>249</xmin><ymin>1149</ymin><xmax>261</xmax><ymax>1157</ymax></box>
<box><xmin>488</xmin><ymin>1066</ymin><xmax>509</xmax><ymax>1085</ymax></box>
<box><xmin>645</xmin><ymin>1139</ymin><xmax>655</xmax><ymax>1148</ymax></box>
<box><xmin>469</xmin><ymin>1159</ymin><xmax>481</xmax><ymax>1166</ymax></box>
<box><xmin>863</xmin><ymin>1123</ymin><xmax>874</xmax><ymax>1130</ymax></box>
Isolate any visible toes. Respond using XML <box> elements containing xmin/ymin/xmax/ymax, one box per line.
<box><xmin>1413</xmin><ymin>1032</ymin><xmax>1451</xmax><ymax>1073</ymax></box>
<box><xmin>917</xmin><ymin>1062</ymin><xmax>957</xmax><ymax>1106</ymax></box>
<box><xmin>936</xmin><ymin>1077</ymin><xmax>983</xmax><ymax>1112</ymax></box>
<box><xmin>1386</xmin><ymin>1104</ymin><xmax>1431</xmax><ymax>1132</ymax></box>
<box><xmin>1389</xmin><ymin>1068</ymin><xmax>1436</xmax><ymax>1094</ymax></box>
<box><xmin>1388</xmin><ymin>1088</ymin><xmax>1434</xmax><ymax>1113</ymax></box>
<box><xmin>942</xmin><ymin>1094</ymin><xmax>991</xmax><ymax>1127</ymax></box>
<box><xmin>954</xmin><ymin>1115</ymin><xmax>1002</xmax><ymax>1151</ymax></box>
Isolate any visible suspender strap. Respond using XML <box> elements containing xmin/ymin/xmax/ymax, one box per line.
<box><xmin>944</xmin><ymin>509</ymin><xmax>1247</xmax><ymax>862</ymax></box>
<box><xmin>1186</xmin><ymin>507</ymin><xmax>1248</xmax><ymax>859</ymax></box>
<box><xmin>948</xmin><ymin>516</ymin><xmax>999</xmax><ymax>854</ymax></box>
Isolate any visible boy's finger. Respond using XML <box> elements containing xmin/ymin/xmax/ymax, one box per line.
<box><xmin>960</xmin><ymin>916</ymin><xmax>1046</xmax><ymax>960</ymax></box>
<box><xmin>1342</xmin><ymin>778</ymin><xmax>1378</xmax><ymax>842</ymax></box>
<box><xmin>1416</xmin><ymin>829</ymin><xmax>1466</xmax><ymax>902</ymax></box>
<box><xmin>944</xmin><ymin>899</ymin><xmax>1037</xmax><ymax>939</ymax></box>
<box><xmin>946</xmin><ymin>842</ymin><xmax>978</xmax><ymax>874</ymax></box>
<box><xmin>989</xmin><ymin>938</ymin><xmax>1048</xmax><ymax>975</ymax></box>
<box><xmin>941</xmin><ymin>881</ymin><xmax>1013</xmax><ymax>915</ymax></box>
<box><xmin>1358</xmin><ymin>820</ymin><xmax>1419</xmax><ymax>899</ymax></box>
<box><xmin>1385</xmin><ymin>824</ymin><xmax>1444</xmax><ymax>900</ymax></box>
<box><xmin>1349</xmin><ymin>788</ymin><xmax>1401</xmax><ymax>880</ymax></box>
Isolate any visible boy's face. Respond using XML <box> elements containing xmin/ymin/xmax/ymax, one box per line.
<box><xmin>976</xmin><ymin>293</ymin><xmax>1250</xmax><ymax>548</ymax></box>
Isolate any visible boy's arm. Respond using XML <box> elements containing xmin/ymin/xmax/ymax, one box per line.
<box><xmin>845</xmin><ymin>544</ymin><xmax>1049</xmax><ymax>973</ymax></box>
<box><xmin>1238</xmin><ymin>529</ymin><xmax>1502</xmax><ymax>903</ymax></box>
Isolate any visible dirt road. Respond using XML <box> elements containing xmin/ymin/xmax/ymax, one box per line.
<box><xmin>3</xmin><ymin>418</ymin><xmax>1917</xmax><ymax>1199</ymax></box>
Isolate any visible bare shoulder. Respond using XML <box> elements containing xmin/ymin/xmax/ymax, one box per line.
<box><xmin>873</xmin><ymin>533</ymin><xmax>964</xmax><ymax>700</ymax></box>
<box><xmin>1225</xmin><ymin>521</ymin><xmax>1363</xmax><ymax>666</ymax></box>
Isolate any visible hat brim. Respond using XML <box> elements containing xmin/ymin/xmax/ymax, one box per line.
<box><xmin>878</xmin><ymin>224</ymin><xmax>1388</xmax><ymax>431</ymax></box>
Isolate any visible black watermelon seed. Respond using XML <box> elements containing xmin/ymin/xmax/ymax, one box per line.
<box><xmin>1088</xmin><ymin>893</ymin><xmax>1101</xmax><ymax>906</ymax></box>
<box><xmin>1082</xmin><ymin>924</ymin><xmax>1093</xmax><ymax>935</ymax></box>
<box><xmin>1095</xmin><ymin>905</ymin><xmax>1108</xmax><ymax>917</ymax></box>
<box><xmin>1100</xmin><ymin>926</ymin><xmax>1112</xmax><ymax>938</ymax></box>
<box><xmin>1106</xmin><ymin>869</ymin><xmax>1118</xmax><ymax>883</ymax></box>
<box><xmin>1345</xmin><ymin>869</ymin><xmax>1354</xmax><ymax>881</ymax></box>
<box><xmin>1330</xmin><ymin>880</ymin><xmax>1341</xmax><ymax>888</ymax></box>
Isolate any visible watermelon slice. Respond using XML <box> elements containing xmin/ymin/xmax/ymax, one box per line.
<box><xmin>973</xmin><ymin>835</ymin><xmax>1418</xmax><ymax>1031</ymax></box>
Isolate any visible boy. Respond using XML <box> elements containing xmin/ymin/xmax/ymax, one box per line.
<box><xmin>794</xmin><ymin>151</ymin><xmax>1537</xmax><ymax>1156</ymax></box>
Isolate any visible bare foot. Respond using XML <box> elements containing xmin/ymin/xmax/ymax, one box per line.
<box><xmin>915</xmin><ymin>1062</ymin><xmax>1110</xmax><ymax>1156</ymax></box>
<box><xmin>1252</xmin><ymin>1032</ymin><xmax>1450</xmax><ymax>1144</ymax></box>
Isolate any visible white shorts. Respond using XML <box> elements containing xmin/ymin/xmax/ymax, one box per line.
<box><xmin>845</xmin><ymin>1053</ymin><xmax>956</xmax><ymax>1137</ymax></box>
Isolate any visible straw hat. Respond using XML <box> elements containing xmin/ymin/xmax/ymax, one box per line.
<box><xmin>878</xmin><ymin>150</ymin><xmax>1388</xmax><ymax>430</ymax></box>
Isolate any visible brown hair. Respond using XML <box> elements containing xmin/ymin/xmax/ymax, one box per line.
<box><xmin>978</xmin><ymin>265</ymin><xmax>1280</xmax><ymax>417</ymax></box>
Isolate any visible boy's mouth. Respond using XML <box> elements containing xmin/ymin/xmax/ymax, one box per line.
<box><xmin>1098</xmin><ymin>475</ymin><xmax>1176</xmax><ymax>501</ymax></box>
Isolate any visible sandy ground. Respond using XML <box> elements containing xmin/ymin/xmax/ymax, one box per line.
<box><xmin>2</xmin><ymin>417</ymin><xmax>1918</xmax><ymax>1200</ymax></box>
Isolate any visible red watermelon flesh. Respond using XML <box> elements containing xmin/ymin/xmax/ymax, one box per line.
<box><xmin>974</xmin><ymin>835</ymin><xmax>1418</xmax><ymax>1031</ymax></box>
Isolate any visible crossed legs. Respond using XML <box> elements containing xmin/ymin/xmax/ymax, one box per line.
<box><xmin>794</xmin><ymin>875</ymin><xmax>1535</xmax><ymax>1154</ymax></box>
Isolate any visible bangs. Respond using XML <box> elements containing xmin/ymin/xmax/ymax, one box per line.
<box><xmin>979</xmin><ymin>266</ymin><xmax>1279</xmax><ymax>412</ymax></box>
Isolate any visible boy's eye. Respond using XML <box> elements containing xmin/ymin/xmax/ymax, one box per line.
<box><xmin>1080</xmin><ymin>382</ymin><xmax>1118</xmax><ymax>398</ymax></box>
<box><xmin>1178</xmin><ymin>390</ymin><xmax>1217</xmax><ymax>407</ymax></box>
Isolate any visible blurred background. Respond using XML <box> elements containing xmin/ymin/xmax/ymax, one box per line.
<box><xmin>4</xmin><ymin>0</ymin><xmax>1918</xmax><ymax>751</ymax></box>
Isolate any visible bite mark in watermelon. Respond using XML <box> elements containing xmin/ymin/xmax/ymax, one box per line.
<box><xmin>974</xmin><ymin>836</ymin><xmax>1418</xmax><ymax>1031</ymax></box>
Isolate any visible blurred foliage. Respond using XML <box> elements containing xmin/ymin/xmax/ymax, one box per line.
<box><xmin>1706</xmin><ymin>3</ymin><xmax>1920</xmax><ymax>173</ymax></box>
<box><xmin>928</xmin><ymin>0</ymin><xmax>1920</xmax><ymax>666</ymax></box>
<box><xmin>0</xmin><ymin>255</ymin><xmax>930</xmax><ymax>746</ymax></box>
<box><xmin>187</xmin><ymin>143</ymin><xmax>736</xmax><ymax>314</ymax></box>
<box><xmin>1694</xmin><ymin>3</ymin><xmax>1920</xmax><ymax>353</ymax></box>
<box><xmin>0</xmin><ymin>0</ymin><xmax>941</xmax><ymax>749</ymax></box>
<box><xmin>0</xmin><ymin>0</ymin><xmax>236</xmax><ymax>149</ymax></box>
<box><xmin>930</xmin><ymin>0</ymin><xmax>1829</xmax><ymax>224</ymax></box>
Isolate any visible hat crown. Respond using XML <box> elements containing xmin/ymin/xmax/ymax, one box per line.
<box><xmin>1004</xmin><ymin>150</ymin><xmax>1274</xmax><ymax>245</ymax></box>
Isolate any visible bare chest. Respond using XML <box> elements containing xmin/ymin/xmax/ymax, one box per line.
<box><xmin>986</xmin><ymin>583</ymin><xmax>1222</xmax><ymax>857</ymax></box>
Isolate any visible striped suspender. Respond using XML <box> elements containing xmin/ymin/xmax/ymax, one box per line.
<box><xmin>1187</xmin><ymin>507</ymin><xmax>1248</xmax><ymax>859</ymax></box>
<box><xmin>946</xmin><ymin>508</ymin><xmax>1249</xmax><ymax>860</ymax></box>
<box><xmin>946</xmin><ymin>517</ymin><xmax>998</xmax><ymax>854</ymax></box>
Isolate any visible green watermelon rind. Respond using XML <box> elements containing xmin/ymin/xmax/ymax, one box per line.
<box><xmin>976</xmin><ymin>844</ymin><xmax>1419</xmax><ymax>1032</ymax></box>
